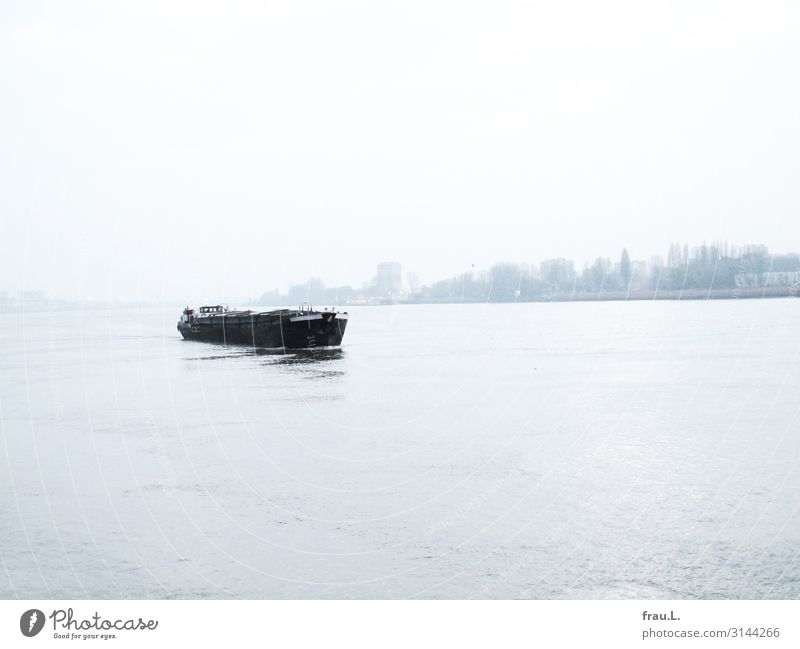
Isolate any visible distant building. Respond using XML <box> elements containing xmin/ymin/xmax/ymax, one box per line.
<box><xmin>323</xmin><ymin>285</ymin><xmax>355</xmax><ymax>305</ymax></box>
<box><xmin>376</xmin><ymin>262</ymin><xmax>402</xmax><ymax>296</ymax></box>
<box><xmin>735</xmin><ymin>273</ymin><xmax>759</xmax><ymax>288</ymax></box>
<box><xmin>629</xmin><ymin>260</ymin><xmax>648</xmax><ymax>288</ymax></box>
<box><xmin>21</xmin><ymin>290</ymin><xmax>45</xmax><ymax>302</ymax></box>
<box><xmin>608</xmin><ymin>258</ymin><xmax>647</xmax><ymax>289</ymax></box>
<box><xmin>288</xmin><ymin>277</ymin><xmax>325</xmax><ymax>305</ymax></box>
<box><xmin>539</xmin><ymin>258</ymin><xmax>575</xmax><ymax>291</ymax></box>
<box><xmin>742</xmin><ymin>244</ymin><xmax>769</xmax><ymax>257</ymax></box>
<box><xmin>763</xmin><ymin>271</ymin><xmax>800</xmax><ymax>287</ymax></box>
<box><xmin>735</xmin><ymin>270</ymin><xmax>800</xmax><ymax>288</ymax></box>
<box><xmin>258</xmin><ymin>290</ymin><xmax>281</xmax><ymax>306</ymax></box>
<box><xmin>406</xmin><ymin>272</ymin><xmax>421</xmax><ymax>294</ymax></box>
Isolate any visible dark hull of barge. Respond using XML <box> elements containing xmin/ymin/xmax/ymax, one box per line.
<box><xmin>177</xmin><ymin>309</ymin><xmax>348</xmax><ymax>349</ymax></box>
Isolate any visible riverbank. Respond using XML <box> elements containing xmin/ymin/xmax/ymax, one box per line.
<box><xmin>390</xmin><ymin>285</ymin><xmax>799</xmax><ymax>305</ymax></box>
<box><xmin>544</xmin><ymin>285</ymin><xmax>798</xmax><ymax>302</ymax></box>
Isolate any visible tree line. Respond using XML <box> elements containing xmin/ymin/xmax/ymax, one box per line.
<box><xmin>418</xmin><ymin>243</ymin><xmax>800</xmax><ymax>303</ymax></box>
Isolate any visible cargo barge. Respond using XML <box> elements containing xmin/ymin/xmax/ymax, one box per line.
<box><xmin>177</xmin><ymin>305</ymin><xmax>348</xmax><ymax>348</ymax></box>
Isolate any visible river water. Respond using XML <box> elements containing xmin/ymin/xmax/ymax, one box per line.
<box><xmin>1</xmin><ymin>299</ymin><xmax>799</xmax><ymax>598</ymax></box>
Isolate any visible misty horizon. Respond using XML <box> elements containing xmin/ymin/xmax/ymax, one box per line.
<box><xmin>2</xmin><ymin>1</ymin><xmax>799</xmax><ymax>302</ymax></box>
<box><xmin>3</xmin><ymin>238</ymin><xmax>798</xmax><ymax>305</ymax></box>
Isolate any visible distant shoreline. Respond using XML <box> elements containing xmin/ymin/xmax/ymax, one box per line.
<box><xmin>0</xmin><ymin>286</ymin><xmax>797</xmax><ymax>314</ymax></box>
<box><xmin>399</xmin><ymin>285</ymin><xmax>799</xmax><ymax>305</ymax></box>
<box><xmin>533</xmin><ymin>286</ymin><xmax>798</xmax><ymax>302</ymax></box>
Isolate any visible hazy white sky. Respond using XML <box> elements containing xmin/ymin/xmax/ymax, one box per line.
<box><xmin>1</xmin><ymin>0</ymin><xmax>799</xmax><ymax>301</ymax></box>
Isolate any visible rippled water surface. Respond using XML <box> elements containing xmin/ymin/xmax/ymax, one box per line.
<box><xmin>1</xmin><ymin>300</ymin><xmax>799</xmax><ymax>598</ymax></box>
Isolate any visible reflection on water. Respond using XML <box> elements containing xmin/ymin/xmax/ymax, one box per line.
<box><xmin>262</xmin><ymin>348</ymin><xmax>344</xmax><ymax>365</ymax></box>
<box><xmin>184</xmin><ymin>344</ymin><xmax>345</xmax><ymax>364</ymax></box>
<box><xmin>182</xmin><ymin>343</ymin><xmax>347</xmax><ymax>387</ymax></box>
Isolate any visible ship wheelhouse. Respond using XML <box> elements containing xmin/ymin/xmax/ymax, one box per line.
<box><xmin>199</xmin><ymin>305</ymin><xmax>225</xmax><ymax>314</ymax></box>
